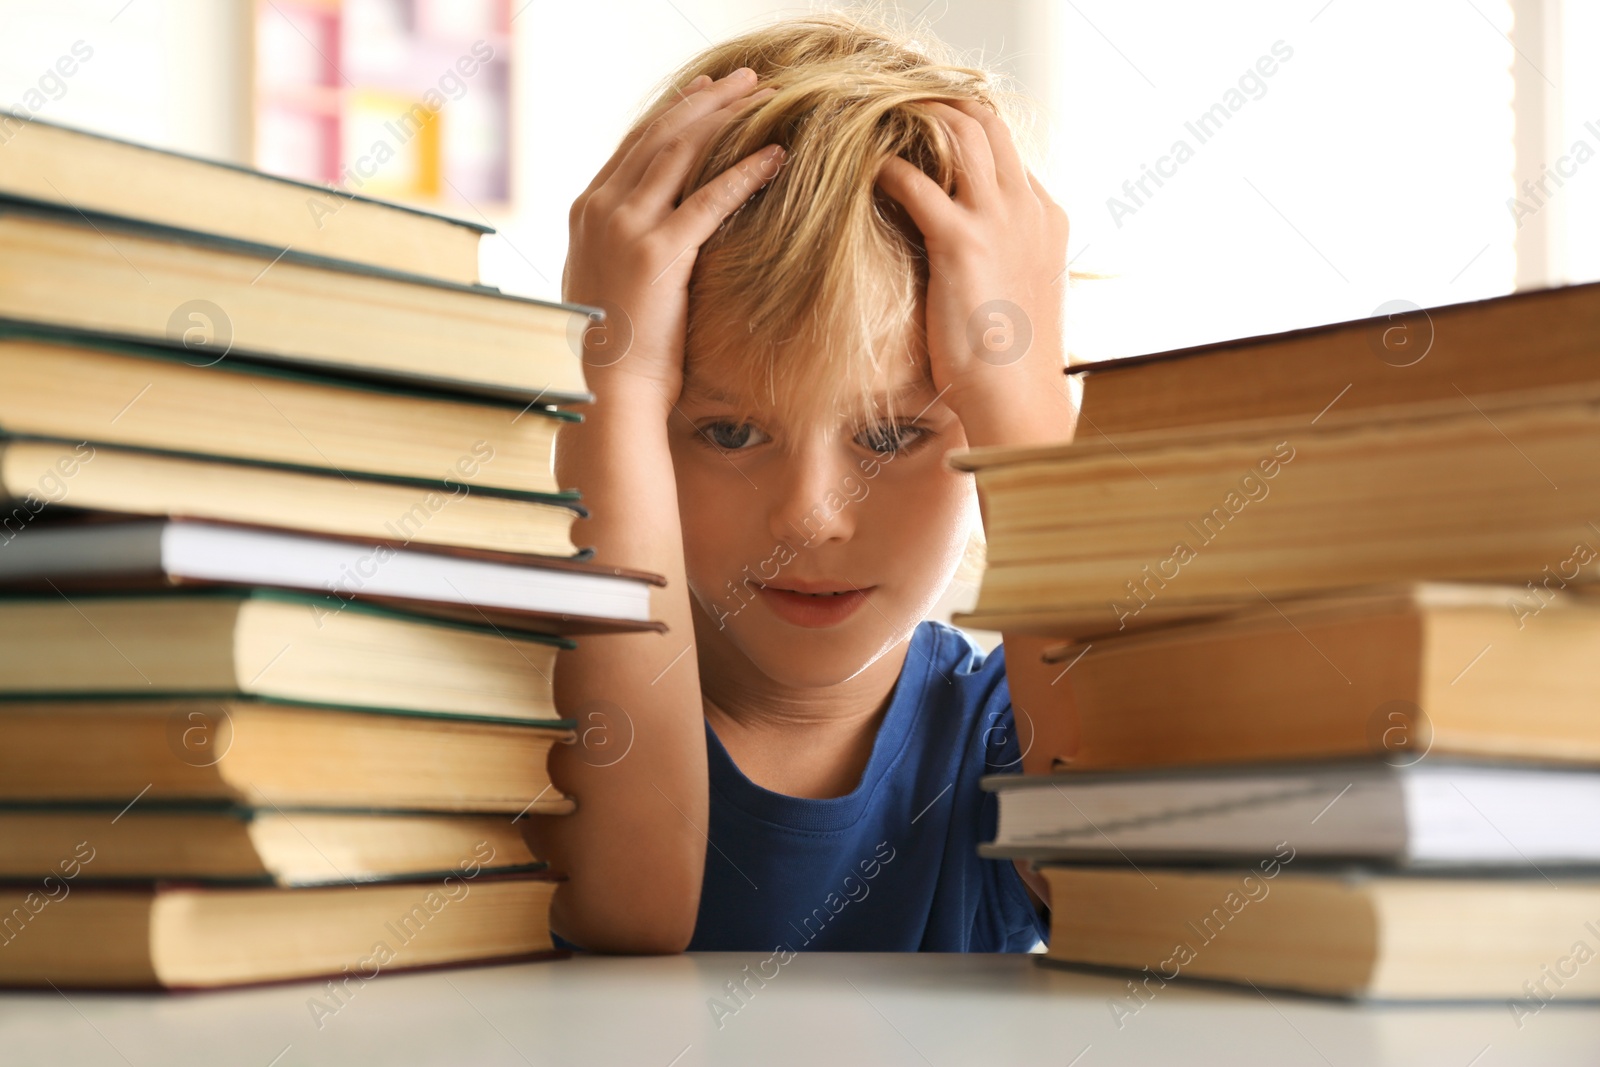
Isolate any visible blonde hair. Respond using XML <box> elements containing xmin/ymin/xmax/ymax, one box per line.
<box><xmin>633</xmin><ymin>8</ymin><xmax>1040</xmax><ymax>437</ymax></box>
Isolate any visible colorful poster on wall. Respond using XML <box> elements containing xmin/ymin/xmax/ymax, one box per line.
<box><xmin>252</xmin><ymin>0</ymin><xmax>511</xmax><ymax>209</ymax></box>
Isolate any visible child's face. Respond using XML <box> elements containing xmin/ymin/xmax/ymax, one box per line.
<box><xmin>669</xmin><ymin>352</ymin><xmax>977</xmax><ymax>689</ymax></box>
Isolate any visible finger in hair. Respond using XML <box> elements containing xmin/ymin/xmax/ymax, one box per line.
<box><xmin>946</xmin><ymin>97</ymin><xmax>1026</xmax><ymax>190</ymax></box>
<box><xmin>665</xmin><ymin>143</ymin><xmax>787</xmax><ymax>251</ymax></box>
<box><xmin>606</xmin><ymin>69</ymin><xmax>768</xmax><ymax>196</ymax></box>
<box><xmin>579</xmin><ymin>74</ymin><xmax>715</xmax><ymax>199</ymax></box>
<box><xmin>875</xmin><ymin>154</ymin><xmax>962</xmax><ymax>238</ymax></box>
<box><xmin>920</xmin><ymin>100</ymin><xmax>998</xmax><ymax>205</ymax></box>
<box><xmin>630</xmin><ymin>86</ymin><xmax>778</xmax><ymax>210</ymax></box>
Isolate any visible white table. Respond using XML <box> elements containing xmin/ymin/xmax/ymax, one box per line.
<box><xmin>2</xmin><ymin>952</ymin><xmax>1596</xmax><ymax>1066</ymax></box>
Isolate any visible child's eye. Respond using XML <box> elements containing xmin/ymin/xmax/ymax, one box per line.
<box><xmin>698</xmin><ymin>420</ymin><xmax>770</xmax><ymax>451</ymax></box>
<box><xmin>855</xmin><ymin>421</ymin><xmax>927</xmax><ymax>455</ymax></box>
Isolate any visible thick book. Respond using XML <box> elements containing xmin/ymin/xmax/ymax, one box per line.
<box><xmin>950</xmin><ymin>383</ymin><xmax>1600</xmax><ymax>636</ymax></box>
<box><xmin>0</xmin><ymin>201</ymin><xmax>594</xmax><ymax>402</ymax></box>
<box><xmin>0</xmin><ymin>438</ymin><xmax>580</xmax><ymax>557</ymax></box>
<box><xmin>0</xmin><ymin>589</ymin><xmax>571</xmax><ymax>720</ymax></box>
<box><xmin>1031</xmin><ymin>582</ymin><xmax>1600</xmax><ymax>771</ymax></box>
<box><xmin>1040</xmin><ymin>866</ymin><xmax>1600</xmax><ymax>1000</ymax></box>
<box><xmin>0</xmin><ymin>806</ymin><xmax>543</xmax><ymax>886</ymax></box>
<box><xmin>981</xmin><ymin>760</ymin><xmax>1600</xmax><ymax>866</ymax></box>
<box><xmin>1070</xmin><ymin>283</ymin><xmax>1600</xmax><ymax>435</ymax></box>
<box><xmin>0</xmin><ymin>695</ymin><xmax>573</xmax><ymax>813</ymax></box>
<box><xmin>0</xmin><ymin>109</ymin><xmax>487</xmax><ymax>285</ymax></box>
<box><xmin>0</xmin><ymin>518</ymin><xmax>664</xmax><ymax>636</ymax></box>
<box><xmin>0</xmin><ymin>327</ymin><xmax>576</xmax><ymax>495</ymax></box>
<box><xmin>0</xmin><ymin>872</ymin><xmax>562</xmax><ymax>989</ymax></box>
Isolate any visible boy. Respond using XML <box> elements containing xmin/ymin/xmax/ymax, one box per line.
<box><xmin>529</xmin><ymin>12</ymin><xmax>1078</xmax><ymax>953</ymax></box>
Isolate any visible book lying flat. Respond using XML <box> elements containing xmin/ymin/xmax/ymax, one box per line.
<box><xmin>0</xmin><ymin>872</ymin><xmax>561</xmax><ymax>989</ymax></box>
<box><xmin>0</xmin><ymin>328</ymin><xmax>576</xmax><ymax>495</ymax></box>
<box><xmin>0</xmin><ymin>806</ymin><xmax>543</xmax><ymax>886</ymax></box>
<box><xmin>1041</xmin><ymin>866</ymin><xmax>1600</xmax><ymax>1000</ymax></box>
<box><xmin>950</xmin><ymin>383</ymin><xmax>1600</xmax><ymax>636</ymax></box>
<box><xmin>1070</xmin><ymin>283</ymin><xmax>1600</xmax><ymax>435</ymax></box>
<box><xmin>0</xmin><ymin>109</ymin><xmax>487</xmax><ymax>284</ymax></box>
<box><xmin>0</xmin><ymin>201</ymin><xmax>594</xmax><ymax>402</ymax></box>
<box><xmin>982</xmin><ymin>760</ymin><xmax>1600</xmax><ymax>866</ymax></box>
<box><xmin>0</xmin><ymin>519</ymin><xmax>664</xmax><ymax>635</ymax></box>
<box><xmin>0</xmin><ymin>696</ymin><xmax>573</xmax><ymax>813</ymax></box>
<box><xmin>1033</xmin><ymin>582</ymin><xmax>1600</xmax><ymax>771</ymax></box>
<box><xmin>0</xmin><ymin>439</ymin><xmax>580</xmax><ymax>557</ymax></box>
<box><xmin>0</xmin><ymin>590</ymin><xmax>570</xmax><ymax>720</ymax></box>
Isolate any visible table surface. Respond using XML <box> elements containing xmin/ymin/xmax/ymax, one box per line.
<box><xmin>2</xmin><ymin>952</ymin><xmax>1596</xmax><ymax>1067</ymax></box>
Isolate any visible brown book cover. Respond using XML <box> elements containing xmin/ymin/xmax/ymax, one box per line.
<box><xmin>1028</xmin><ymin>582</ymin><xmax>1600</xmax><ymax>771</ymax></box>
<box><xmin>950</xmin><ymin>383</ymin><xmax>1600</xmax><ymax>636</ymax></box>
<box><xmin>0</xmin><ymin>871</ymin><xmax>569</xmax><ymax>990</ymax></box>
<box><xmin>1068</xmin><ymin>282</ymin><xmax>1600</xmax><ymax>437</ymax></box>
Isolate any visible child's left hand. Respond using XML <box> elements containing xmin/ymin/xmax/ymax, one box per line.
<box><xmin>876</xmin><ymin>99</ymin><xmax>1078</xmax><ymax>449</ymax></box>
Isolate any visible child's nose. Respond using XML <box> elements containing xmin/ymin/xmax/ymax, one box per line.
<box><xmin>767</xmin><ymin>446</ymin><xmax>859</xmax><ymax>549</ymax></box>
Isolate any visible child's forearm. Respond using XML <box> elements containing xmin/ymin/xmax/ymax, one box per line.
<box><xmin>530</xmin><ymin>69</ymin><xmax>781</xmax><ymax>950</ymax></box>
<box><xmin>532</xmin><ymin>380</ymin><xmax>709</xmax><ymax>953</ymax></box>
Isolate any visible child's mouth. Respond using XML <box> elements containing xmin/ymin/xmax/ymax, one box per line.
<box><xmin>754</xmin><ymin>582</ymin><xmax>873</xmax><ymax>628</ymax></box>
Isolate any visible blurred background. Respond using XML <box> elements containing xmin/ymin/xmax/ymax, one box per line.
<box><xmin>3</xmin><ymin>0</ymin><xmax>1595</xmax><ymax>643</ymax></box>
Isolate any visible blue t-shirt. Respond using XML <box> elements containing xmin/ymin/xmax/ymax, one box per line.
<box><xmin>686</xmin><ymin>619</ymin><xmax>1046</xmax><ymax>952</ymax></box>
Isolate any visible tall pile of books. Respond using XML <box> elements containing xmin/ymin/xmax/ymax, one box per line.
<box><xmin>0</xmin><ymin>113</ymin><xmax>663</xmax><ymax>989</ymax></box>
<box><xmin>961</xmin><ymin>284</ymin><xmax>1600</xmax><ymax>1003</ymax></box>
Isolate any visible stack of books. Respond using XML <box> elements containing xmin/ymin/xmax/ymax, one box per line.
<box><xmin>961</xmin><ymin>284</ymin><xmax>1600</xmax><ymax>1002</ymax></box>
<box><xmin>0</xmin><ymin>113</ymin><xmax>663</xmax><ymax>989</ymax></box>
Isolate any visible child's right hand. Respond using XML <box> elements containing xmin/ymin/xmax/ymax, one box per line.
<box><xmin>561</xmin><ymin>68</ymin><xmax>784</xmax><ymax>404</ymax></box>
